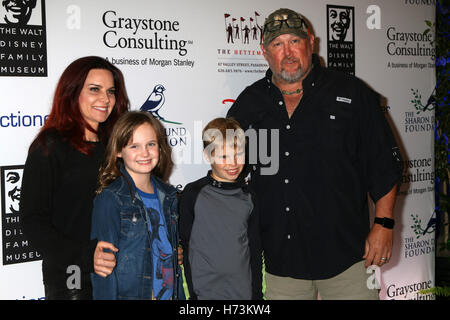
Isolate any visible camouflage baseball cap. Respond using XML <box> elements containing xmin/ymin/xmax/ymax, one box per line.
<box><xmin>263</xmin><ymin>8</ymin><xmax>309</xmax><ymax>46</ymax></box>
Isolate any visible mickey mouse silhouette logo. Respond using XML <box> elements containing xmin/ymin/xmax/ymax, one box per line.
<box><xmin>1</xmin><ymin>0</ymin><xmax>37</xmax><ymax>25</ymax></box>
<box><xmin>328</xmin><ymin>7</ymin><xmax>352</xmax><ymax>42</ymax></box>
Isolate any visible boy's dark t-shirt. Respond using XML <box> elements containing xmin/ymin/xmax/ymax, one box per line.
<box><xmin>179</xmin><ymin>172</ymin><xmax>259</xmax><ymax>300</ymax></box>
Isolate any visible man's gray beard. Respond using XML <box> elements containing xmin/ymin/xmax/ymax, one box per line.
<box><xmin>279</xmin><ymin>68</ymin><xmax>305</xmax><ymax>83</ymax></box>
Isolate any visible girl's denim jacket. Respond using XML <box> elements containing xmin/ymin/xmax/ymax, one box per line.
<box><xmin>90</xmin><ymin>166</ymin><xmax>185</xmax><ymax>300</ymax></box>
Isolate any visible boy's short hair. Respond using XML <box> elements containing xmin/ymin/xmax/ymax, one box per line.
<box><xmin>202</xmin><ymin>117</ymin><xmax>245</xmax><ymax>153</ymax></box>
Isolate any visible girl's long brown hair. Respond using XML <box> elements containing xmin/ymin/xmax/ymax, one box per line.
<box><xmin>30</xmin><ymin>56</ymin><xmax>129</xmax><ymax>155</ymax></box>
<box><xmin>97</xmin><ymin>111</ymin><xmax>174</xmax><ymax>194</ymax></box>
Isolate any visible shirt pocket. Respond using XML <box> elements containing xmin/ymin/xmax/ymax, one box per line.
<box><xmin>119</xmin><ymin>207</ymin><xmax>147</xmax><ymax>239</ymax></box>
<box><xmin>319</xmin><ymin>102</ymin><xmax>356</xmax><ymax>155</ymax></box>
<box><xmin>116</xmin><ymin>252</ymin><xmax>140</xmax><ymax>299</ymax></box>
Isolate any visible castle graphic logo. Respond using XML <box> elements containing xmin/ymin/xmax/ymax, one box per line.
<box><xmin>0</xmin><ymin>0</ymin><xmax>47</xmax><ymax>77</ymax></box>
<box><xmin>1</xmin><ymin>165</ymin><xmax>41</xmax><ymax>265</ymax></box>
<box><xmin>140</xmin><ymin>84</ymin><xmax>182</xmax><ymax>125</ymax></box>
<box><xmin>224</xmin><ymin>11</ymin><xmax>263</xmax><ymax>45</ymax></box>
<box><xmin>217</xmin><ymin>10</ymin><xmax>268</xmax><ymax>75</ymax></box>
<box><xmin>326</xmin><ymin>4</ymin><xmax>355</xmax><ymax>75</ymax></box>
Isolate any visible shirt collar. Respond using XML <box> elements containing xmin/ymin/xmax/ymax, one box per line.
<box><xmin>206</xmin><ymin>170</ymin><xmax>245</xmax><ymax>190</ymax></box>
<box><xmin>118</xmin><ymin>164</ymin><xmax>176</xmax><ymax>201</ymax></box>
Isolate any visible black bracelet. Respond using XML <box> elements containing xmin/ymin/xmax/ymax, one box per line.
<box><xmin>374</xmin><ymin>217</ymin><xmax>395</xmax><ymax>229</ymax></box>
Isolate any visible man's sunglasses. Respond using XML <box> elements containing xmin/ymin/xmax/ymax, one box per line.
<box><xmin>264</xmin><ymin>17</ymin><xmax>308</xmax><ymax>33</ymax></box>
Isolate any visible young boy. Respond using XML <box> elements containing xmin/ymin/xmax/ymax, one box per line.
<box><xmin>179</xmin><ymin>117</ymin><xmax>262</xmax><ymax>300</ymax></box>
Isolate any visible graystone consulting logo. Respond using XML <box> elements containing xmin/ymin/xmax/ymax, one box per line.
<box><xmin>386</xmin><ymin>280</ymin><xmax>434</xmax><ymax>300</ymax></box>
<box><xmin>326</xmin><ymin>4</ymin><xmax>355</xmax><ymax>75</ymax></box>
<box><xmin>386</xmin><ymin>25</ymin><xmax>435</xmax><ymax>62</ymax></box>
<box><xmin>101</xmin><ymin>10</ymin><xmax>192</xmax><ymax>57</ymax></box>
<box><xmin>400</xmin><ymin>157</ymin><xmax>434</xmax><ymax>195</ymax></box>
<box><xmin>0</xmin><ymin>0</ymin><xmax>47</xmax><ymax>76</ymax></box>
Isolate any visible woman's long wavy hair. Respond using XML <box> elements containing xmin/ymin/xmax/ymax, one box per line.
<box><xmin>29</xmin><ymin>56</ymin><xmax>129</xmax><ymax>155</ymax></box>
<box><xmin>96</xmin><ymin>111</ymin><xmax>174</xmax><ymax>194</ymax></box>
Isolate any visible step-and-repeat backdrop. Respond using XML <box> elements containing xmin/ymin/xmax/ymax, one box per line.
<box><xmin>0</xmin><ymin>0</ymin><xmax>436</xmax><ymax>300</ymax></box>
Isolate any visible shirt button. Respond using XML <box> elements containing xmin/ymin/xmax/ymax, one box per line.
<box><xmin>284</xmin><ymin>179</ymin><xmax>289</xmax><ymax>184</ymax></box>
<box><xmin>285</xmin><ymin>151</ymin><xmax>290</xmax><ymax>156</ymax></box>
<box><xmin>279</xmin><ymin>101</ymin><xmax>283</xmax><ymax>106</ymax></box>
<box><xmin>286</xmin><ymin>124</ymin><xmax>291</xmax><ymax>130</ymax></box>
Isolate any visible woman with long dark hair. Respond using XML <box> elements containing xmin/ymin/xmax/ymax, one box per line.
<box><xmin>20</xmin><ymin>56</ymin><xmax>129</xmax><ymax>300</ymax></box>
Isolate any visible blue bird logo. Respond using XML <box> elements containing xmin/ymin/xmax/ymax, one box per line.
<box><xmin>140</xmin><ymin>84</ymin><xmax>182</xmax><ymax>125</ymax></box>
<box><xmin>140</xmin><ymin>84</ymin><xmax>166</xmax><ymax>120</ymax></box>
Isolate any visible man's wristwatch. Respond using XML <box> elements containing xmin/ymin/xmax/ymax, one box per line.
<box><xmin>374</xmin><ymin>217</ymin><xmax>395</xmax><ymax>229</ymax></box>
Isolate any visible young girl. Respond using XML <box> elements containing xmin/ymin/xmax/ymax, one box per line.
<box><xmin>90</xmin><ymin>111</ymin><xmax>184</xmax><ymax>300</ymax></box>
